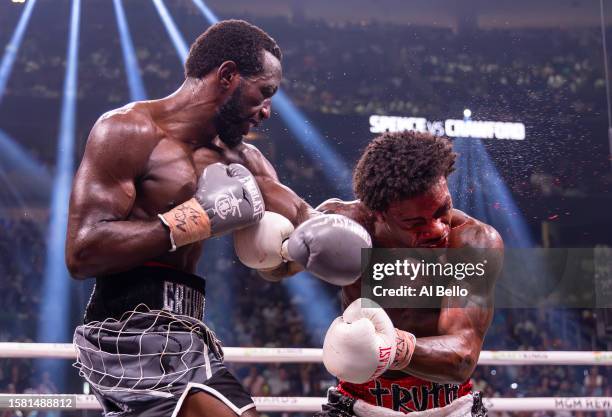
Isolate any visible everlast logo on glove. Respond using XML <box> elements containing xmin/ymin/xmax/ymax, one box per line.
<box><xmin>214</xmin><ymin>190</ymin><xmax>243</xmax><ymax>219</ymax></box>
<box><xmin>238</xmin><ymin>175</ymin><xmax>265</xmax><ymax>220</ymax></box>
<box><xmin>375</xmin><ymin>347</ymin><xmax>393</xmax><ymax>376</ymax></box>
<box><xmin>328</xmin><ymin>215</ymin><xmax>372</xmax><ymax>247</ymax></box>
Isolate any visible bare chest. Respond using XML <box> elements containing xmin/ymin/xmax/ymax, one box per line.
<box><xmin>130</xmin><ymin>141</ymin><xmax>248</xmax><ymax>218</ymax></box>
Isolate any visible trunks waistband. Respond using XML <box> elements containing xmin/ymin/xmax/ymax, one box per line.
<box><xmin>84</xmin><ymin>265</ymin><xmax>206</xmax><ymax>323</ymax></box>
<box><xmin>338</xmin><ymin>375</ymin><xmax>472</xmax><ymax>413</ymax></box>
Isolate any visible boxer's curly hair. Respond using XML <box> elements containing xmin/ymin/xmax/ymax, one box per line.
<box><xmin>185</xmin><ymin>20</ymin><xmax>282</xmax><ymax>78</ymax></box>
<box><xmin>353</xmin><ymin>131</ymin><xmax>456</xmax><ymax>211</ymax></box>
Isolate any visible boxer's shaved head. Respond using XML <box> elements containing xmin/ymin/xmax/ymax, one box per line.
<box><xmin>185</xmin><ymin>19</ymin><xmax>282</xmax><ymax>78</ymax></box>
<box><xmin>353</xmin><ymin>131</ymin><xmax>456</xmax><ymax>212</ymax></box>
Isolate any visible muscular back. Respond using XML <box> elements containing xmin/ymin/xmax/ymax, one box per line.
<box><xmin>66</xmin><ymin>101</ymin><xmax>311</xmax><ymax>278</ymax></box>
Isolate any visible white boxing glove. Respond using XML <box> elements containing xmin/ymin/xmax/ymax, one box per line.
<box><xmin>322</xmin><ymin>298</ymin><xmax>416</xmax><ymax>384</ymax></box>
<box><xmin>233</xmin><ymin>211</ymin><xmax>294</xmax><ymax>270</ymax></box>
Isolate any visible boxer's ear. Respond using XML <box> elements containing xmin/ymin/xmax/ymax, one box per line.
<box><xmin>374</xmin><ymin>209</ymin><xmax>395</xmax><ymax>235</ymax></box>
<box><xmin>217</xmin><ymin>61</ymin><xmax>239</xmax><ymax>89</ymax></box>
<box><xmin>373</xmin><ymin>209</ymin><xmax>385</xmax><ymax>223</ymax></box>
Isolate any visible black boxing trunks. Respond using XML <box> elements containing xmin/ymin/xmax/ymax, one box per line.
<box><xmin>73</xmin><ymin>265</ymin><xmax>254</xmax><ymax>417</ymax></box>
<box><xmin>316</xmin><ymin>374</ymin><xmax>487</xmax><ymax>417</ymax></box>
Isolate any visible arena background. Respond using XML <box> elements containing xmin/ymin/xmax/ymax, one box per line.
<box><xmin>0</xmin><ymin>0</ymin><xmax>611</xmax><ymax>416</ymax></box>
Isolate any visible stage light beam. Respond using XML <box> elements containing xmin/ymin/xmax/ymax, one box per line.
<box><xmin>38</xmin><ymin>0</ymin><xmax>81</xmax><ymax>389</ymax></box>
<box><xmin>0</xmin><ymin>0</ymin><xmax>37</xmax><ymax>104</ymax></box>
<box><xmin>113</xmin><ymin>0</ymin><xmax>147</xmax><ymax>101</ymax></box>
<box><xmin>152</xmin><ymin>0</ymin><xmax>189</xmax><ymax>61</ymax></box>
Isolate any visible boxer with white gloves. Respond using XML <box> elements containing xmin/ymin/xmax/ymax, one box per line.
<box><xmin>322</xmin><ymin>298</ymin><xmax>416</xmax><ymax>384</ymax></box>
<box><xmin>307</xmin><ymin>132</ymin><xmax>501</xmax><ymax>417</ymax></box>
<box><xmin>234</xmin><ymin>212</ymin><xmax>372</xmax><ymax>286</ymax></box>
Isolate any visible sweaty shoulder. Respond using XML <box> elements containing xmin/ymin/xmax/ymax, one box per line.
<box><xmin>449</xmin><ymin>209</ymin><xmax>503</xmax><ymax>249</ymax></box>
<box><xmin>84</xmin><ymin>103</ymin><xmax>159</xmax><ymax>176</ymax></box>
<box><xmin>236</xmin><ymin>142</ymin><xmax>278</xmax><ymax>180</ymax></box>
<box><xmin>316</xmin><ymin>199</ymin><xmax>375</xmax><ymax>232</ymax></box>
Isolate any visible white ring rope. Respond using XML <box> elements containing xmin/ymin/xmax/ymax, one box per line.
<box><xmin>0</xmin><ymin>394</ymin><xmax>611</xmax><ymax>412</ymax></box>
<box><xmin>0</xmin><ymin>343</ymin><xmax>610</xmax><ymax>412</ymax></box>
<box><xmin>0</xmin><ymin>343</ymin><xmax>610</xmax><ymax>365</ymax></box>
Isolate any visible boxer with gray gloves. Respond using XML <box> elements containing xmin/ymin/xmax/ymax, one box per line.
<box><xmin>234</xmin><ymin>212</ymin><xmax>371</xmax><ymax>286</ymax></box>
<box><xmin>159</xmin><ymin>163</ymin><xmax>264</xmax><ymax>251</ymax></box>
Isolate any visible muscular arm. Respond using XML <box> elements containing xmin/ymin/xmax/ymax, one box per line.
<box><xmin>401</xmin><ymin>222</ymin><xmax>504</xmax><ymax>384</ymax></box>
<box><xmin>253</xmin><ymin>164</ymin><xmax>317</xmax><ymax>227</ymax></box>
<box><xmin>239</xmin><ymin>144</ymin><xmax>320</xmax><ymax>280</ymax></box>
<box><xmin>66</xmin><ymin>113</ymin><xmax>170</xmax><ymax>279</ymax></box>
<box><xmin>406</xmin><ymin>305</ymin><xmax>493</xmax><ymax>384</ymax></box>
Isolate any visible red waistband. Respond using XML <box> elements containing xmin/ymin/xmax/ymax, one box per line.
<box><xmin>338</xmin><ymin>374</ymin><xmax>472</xmax><ymax>414</ymax></box>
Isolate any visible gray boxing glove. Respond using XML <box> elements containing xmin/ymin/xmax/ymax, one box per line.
<box><xmin>196</xmin><ymin>163</ymin><xmax>265</xmax><ymax>235</ymax></box>
<box><xmin>159</xmin><ymin>163</ymin><xmax>265</xmax><ymax>251</ymax></box>
<box><xmin>284</xmin><ymin>214</ymin><xmax>372</xmax><ymax>285</ymax></box>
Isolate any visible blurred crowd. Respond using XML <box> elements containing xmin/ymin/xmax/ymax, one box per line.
<box><xmin>0</xmin><ymin>6</ymin><xmax>609</xmax><ymax>213</ymax></box>
<box><xmin>2</xmin><ymin>12</ymin><xmax>607</xmax><ymax>119</ymax></box>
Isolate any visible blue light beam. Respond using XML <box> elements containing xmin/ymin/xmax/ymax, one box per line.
<box><xmin>274</xmin><ymin>91</ymin><xmax>352</xmax><ymax>197</ymax></box>
<box><xmin>449</xmin><ymin>136</ymin><xmax>535</xmax><ymax>248</ymax></box>
<box><xmin>152</xmin><ymin>0</ymin><xmax>189</xmax><ymax>61</ymax></box>
<box><xmin>0</xmin><ymin>0</ymin><xmax>38</xmax><ymax>104</ymax></box>
<box><xmin>113</xmin><ymin>0</ymin><xmax>147</xmax><ymax>101</ymax></box>
<box><xmin>0</xmin><ymin>128</ymin><xmax>49</xmax><ymax>178</ymax></box>
<box><xmin>191</xmin><ymin>0</ymin><xmax>220</xmax><ymax>23</ymax></box>
<box><xmin>39</xmin><ymin>0</ymin><xmax>81</xmax><ymax>346</ymax></box>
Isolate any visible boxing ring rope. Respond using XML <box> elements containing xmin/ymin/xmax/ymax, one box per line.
<box><xmin>0</xmin><ymin>342</ymin><xmax>611</xmax><ymax>365</ymax></box>
<box><xmin>0</xmin><ymin>394</ymin><xmax>611</xmax><ymax>412</ymax></box>
<box><xmin>0</xmin><ymin>343</ymin><xmax>610</xmax><ymax>412</ymax></box>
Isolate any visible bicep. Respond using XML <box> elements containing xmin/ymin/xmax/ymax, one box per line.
<box><xmin>68</xmin><ymin>126</ymin><xmax>143</xmax><ymax>233</ymax></box>
<box><xmin>438</xmin><ymin>302</ymin><xmax>493</xmax><ymax>344</ymax></box>
<box><xmin>438</xmin><ymin>243</ymin><xmax>503</xmax><ymax>342</ymax></box>
<box><xmin>255</xmin><ymin>175</ymin><xmax>315</xmax><ymax>226</ymax></box>
<box><xmin>70</xmin><ymin>158</ymin><xmax>136</xmax><ymax>228</ymax></box>
<box><xmin>247</xmin><ymin>146</ymin><xmax>315</xmax><ymax>225</ymax></box>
